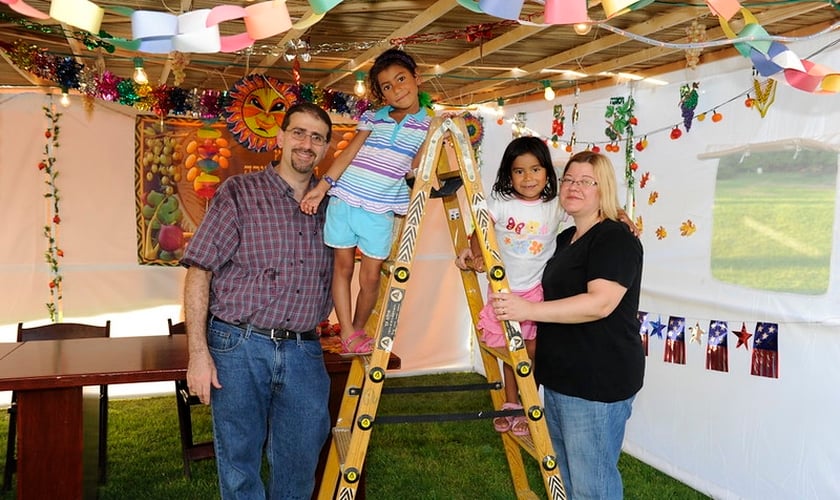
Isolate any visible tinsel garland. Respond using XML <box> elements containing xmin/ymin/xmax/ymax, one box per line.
<box><xmin>0</xmin><ymin>39</ymin><xmax>375</xmax><ymax>121</ymax></box>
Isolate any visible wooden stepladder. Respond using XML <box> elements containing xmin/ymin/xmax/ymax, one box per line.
<box><xmin>318</xmin><ymin>117</ymin><xmax>567</xmax><ymax>500</ymax></box>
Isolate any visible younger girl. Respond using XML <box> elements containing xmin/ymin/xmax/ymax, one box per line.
<box><xmin>455</xmin><ymin>136</ymin><xmax>562</xmax><ymax>436</ymax></box>
<box><xmin>300</xmin><ymin>49</ymin><xmax>432</xmax><ymax>355</ymax></box>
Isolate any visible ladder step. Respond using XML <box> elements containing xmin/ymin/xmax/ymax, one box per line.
<box><xmin>479</xmin><ymin>343</ymin><xmax>513</xmax><ymax>365</ymax></box>
<box><xmin>332</xmin><ymin>427</ymin><xmax>352</xmax><ymax>466</ymax></box>
<box><xmin>382</xmin><ymin>382</ymin><xmax>501</xmax><ymax>394</ymax></box>
<box><xmin>376</xmin><ymin>408</ymin><xmax>519</xmax><ymax>425</ymax></box>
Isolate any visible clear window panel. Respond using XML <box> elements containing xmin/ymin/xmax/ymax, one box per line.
<box><xmin>711</xmin><ymin>147</ymin><xmax>837</xmax><ymax>295</ymax></box>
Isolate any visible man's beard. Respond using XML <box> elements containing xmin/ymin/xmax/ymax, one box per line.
<box><xmin>289</xmin><ymin>147</ymin><xmax>317</xmax><ymax>174</ymax></box>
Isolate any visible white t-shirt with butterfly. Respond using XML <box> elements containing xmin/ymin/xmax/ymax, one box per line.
<box><xmin>487</xmin><ymin>194</ymin><xmax>566</xmax><ymax>292</ymax></box>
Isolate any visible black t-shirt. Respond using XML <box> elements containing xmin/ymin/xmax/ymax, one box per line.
<box><xmin>535</xmin><ymin>218</ymin><xmax>645</xmax><ymax>403</ymax></box>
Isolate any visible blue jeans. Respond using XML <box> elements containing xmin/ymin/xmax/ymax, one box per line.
<box><xmin>207</xmin><ymin>318</ymin><xmax>330</xmax><ymax>500</ymax></box>
<box><xmin>543</xmin><ymin>389</ymin><xmax>635</xmax><ymax>500</ymax></box>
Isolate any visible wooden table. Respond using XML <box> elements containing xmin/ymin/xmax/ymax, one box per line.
<box><xmin>0</xmin><ymin>335</ymin><xmax>400</xmax><ymax>499</ymax></box>
<box><xmin>0</xmin><ymin>335</ymin><xmax>189</xmax><ymax>499</ymax></box>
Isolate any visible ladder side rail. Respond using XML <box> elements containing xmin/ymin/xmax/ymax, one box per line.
<box><xmin>447</xmin><ymin>120</ymin><xmax>567</xmax><ymax>500</ymax></box>
<box><xmin>334</xmin><ymin>119</ymin><xmax>447</xmax><ymax>499</ymax></box>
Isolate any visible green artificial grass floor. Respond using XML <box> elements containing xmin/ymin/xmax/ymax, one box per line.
<box><xmin>0</xmin><ymin>372</ymin><xmax>708</xmax><ymax>499</ymax></box>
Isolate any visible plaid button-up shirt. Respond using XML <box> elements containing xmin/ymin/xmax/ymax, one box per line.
<box><xmin>181</xmin><ymin>165</ymin><xmax>333</xmax><ymax>332</ymax></box>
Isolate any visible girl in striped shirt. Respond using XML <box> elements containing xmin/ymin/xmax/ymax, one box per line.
<box><xmin>301</xmin><ymin>49</ymin><xmax>432</xmax><ymax>355</ymax></box>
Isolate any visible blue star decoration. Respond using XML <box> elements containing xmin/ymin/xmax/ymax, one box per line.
<box><xmin>649</xmin><ymin>316</ymin><xmax>666</xmax><ymax>339</ymax></box>
<box><xmin>733</xmin><ymin>322</ymin><xmax>752</xmax><ymax>350</ymax></box>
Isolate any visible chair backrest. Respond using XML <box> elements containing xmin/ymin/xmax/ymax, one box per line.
<box><xmin>16</xmin><ymin>321</ymin><xmax>110</xmax><ymax>342</ymax></box>
<box><xmin>167</xmin><ymin>319</ymin><xmax>186</xmax><ymax>336</ymax></box>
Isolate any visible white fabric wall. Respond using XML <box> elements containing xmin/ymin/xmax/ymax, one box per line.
<box><xmin>0</xmin><ymin>92</ymin><xmax>475</xmax><ymax>398</ymax></box>
<box><xmin>479</xmin><ymin>38</ymin><xmax>840</xmax><ymax>500</ymax></box>
<box><xmin>2</xmin><ymin>34</ymin><xmax>839</xmax><ymax>498</ymax></box>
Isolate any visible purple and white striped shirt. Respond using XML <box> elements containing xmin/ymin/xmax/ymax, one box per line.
<box><xmin>181</xmin><ymin>165</ymin><xmax>334</xmax><ymax>332</ymax></box>
<box><xmin>329</xmin><ymin>106</ymin><xmax>432</xmax><ymax>215</ymax></box>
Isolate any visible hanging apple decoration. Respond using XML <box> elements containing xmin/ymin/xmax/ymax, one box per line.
<box><xmin>591</xmin><ymin>145</ymin><xmax>601</xmax><ymax>153</ymax></box>
<box><xmin>712</xmin><ymin>111</ymin><xmax>723</xmax><ymax>122</ymax></box>
<box><xmin>744</xmin><ymin>95</ymin><xmax>754</xmax><ymax>108</ymax></box>
<box><xmin>670</xmin><ymin>126</ymin><xmax>682</xmax><ymax>140</ymax></box>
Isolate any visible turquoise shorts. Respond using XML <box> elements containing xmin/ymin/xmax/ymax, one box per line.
<box><xmin>324</xmin><ymin>197</ymin><xmax>394</xmax><ymax>259</ymax></box>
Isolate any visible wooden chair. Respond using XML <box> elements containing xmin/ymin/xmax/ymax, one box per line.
<box><xmin>3</xmin><ymin>321</ymin><xmax>111</xmax><ymax>491</ymax></box>
<box><xmin>167</xmin><ymin>319</ymin><xmax>215</xmax><ymax>478</ymax></box>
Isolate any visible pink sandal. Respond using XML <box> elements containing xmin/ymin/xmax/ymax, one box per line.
<box><xmin>340</xmin><ymin>329</ymin><xmax>374</xmax><ymax>357</ymax></box>
<box><xmin>493</xmin><ymin>402</ymin><xmax>520</xmax><ymax>433</ymax></box>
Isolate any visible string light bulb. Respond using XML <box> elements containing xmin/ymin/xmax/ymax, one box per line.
<box><xmin>132</xmin><ymin>57</ymin><xmax>148</xmax><ymax>85</ymax></box>
<box><xmin>59</xmin><ymin>92</ymin><xmax>71</xmax><ymax>108</ymax></box>
<box><xmin>573</xmin><ymin>22</ymin><xmax>592</xmax><ymax>35</ymax></box>
<box><xmin>541</xmin><ymin>80</ymin><xmax>555</xmax><ymax>101</ymax></box>
<box><xmin>353</xmin><ymin>71</ymin><xmax>366</xmax><ymax>96</ymax></box>
<box><xmin>496</xmin><ymin>97</ymin><xmax>505</xmax><ymax>125</ymax></box>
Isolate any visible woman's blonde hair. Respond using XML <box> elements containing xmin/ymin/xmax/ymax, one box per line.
<box><xmin>562</xmin><ymin>151</ymin><xmax>621</xmax><ymax>221</ymax></box>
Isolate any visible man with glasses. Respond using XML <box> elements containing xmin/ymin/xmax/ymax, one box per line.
<box><xmin>182</xmin><ymin>102</ymin><xmax>335</xmax><ymax>499</ymax></box>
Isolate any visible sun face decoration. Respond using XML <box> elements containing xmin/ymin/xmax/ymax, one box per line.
<box><xmin>225</xmin><ymin>75</ymin><xmax>299</xmax><ymax>152</ymax></box>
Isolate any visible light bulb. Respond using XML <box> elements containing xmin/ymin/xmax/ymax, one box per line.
<box><xmin>59</xmin><ymin>92</ymin><xmax>71</xmax><ymax>108</ymax></box>
<box><xmin>353</xmin><ymin>71</ymin><xmax>366</xmax><ymax>97</ymax></box>
<box><xmin>573</xmin><ymin>22</ymin><xmax>592</xmax><ymax>35</ymax></box>
<box><xmin>542</xmin><ymin>80</ymin><xmax>555</xmax><ymax>101</ymax></box>
<box><xmin>132</xmin><ymin>57</ymin><xmax>148</xmax><ymax>85</ymax></box>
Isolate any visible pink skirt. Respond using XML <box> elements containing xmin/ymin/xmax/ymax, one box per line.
<box><xmin>477</xmin><ymin>282</ymin><xmax>543</xmax><ymax>348</ymax></box>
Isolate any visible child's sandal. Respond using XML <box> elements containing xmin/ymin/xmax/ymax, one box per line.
<box><xmin>340</xmin><ymin>329</ymin><xmax>374</xmax><ymax>357</ymax></box>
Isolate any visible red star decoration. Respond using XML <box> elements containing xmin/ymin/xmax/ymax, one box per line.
<box><xmin>734</xmin><ymin>322</ymin><xmax>752</xmax><ymax>350</ymax></box>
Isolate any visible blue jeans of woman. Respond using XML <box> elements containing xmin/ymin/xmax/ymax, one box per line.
<box><xmin>543</xmin><ymin>389</ymin><xmax>635</xmax><ymax>500</ymax></box>
<box><xmin>208</xmin><ymin>318</ymin><xmax>330</xmax><ymax>499</ymax></box>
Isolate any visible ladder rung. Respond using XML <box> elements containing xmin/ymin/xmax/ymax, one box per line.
<box><xmin>510</xmin><ymin>431</ymin><xmax>537</xmax><ymax>460</ymax></box>
<box><xmin>332</xmin><ymin>427</ymin><xmax>352</xmax><ymax>465</ymax></box>
<box><xmin>480</xmin><ymin>343</ymin><xmax>513</xmax><ymax>365</ymax></box>
<box><xmin>382</xmin><ymin>382</ymin><xmax>501</xmax><ymax>394</ymax></box>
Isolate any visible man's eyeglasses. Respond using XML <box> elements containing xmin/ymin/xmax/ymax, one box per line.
<box><xmin>287</xmin><ymin>127</ymin><xmax>328</xmax><ymax>146</ymax></box>
<box><xmin>560</xmin><ymin>177</ymin><xmax>598</xmax><ymax>188</ymax></box>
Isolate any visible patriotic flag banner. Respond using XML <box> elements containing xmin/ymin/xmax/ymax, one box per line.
<box><xmin>706</xmin><ymin>320</ymin><xmax>729</xmax><ymax>372</ymax></box>
<box><xmin>638</xmin><ymin>310</ymin><xmax>650</xmax><ymax>356</ymax></box>
<box><xmin>751</xmin><ymin>322</ymin><xmax>779</xmax><ymax>378</ymax></box>
<box><xmin>664</xmin><ymin>316</ymin><xmax>686</xmax><ymax>364</ymax></box>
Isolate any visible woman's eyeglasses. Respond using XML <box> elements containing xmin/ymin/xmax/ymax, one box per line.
<box><xmin>560</xmin><ymin>177</ymin><xmax>598</xmax><ymax>188</ymax></box>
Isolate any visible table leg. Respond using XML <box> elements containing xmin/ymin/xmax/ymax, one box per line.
<box><xmin>17</xmin><ymin>387</ymin><xmax>84</xmax><ymax>499</ymax></box>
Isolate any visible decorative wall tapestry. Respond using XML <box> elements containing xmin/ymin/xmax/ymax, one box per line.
<box><xmin>135</xmin><ymin>115</ymin><xmax>357</xmax><ymax>265</ymax></box>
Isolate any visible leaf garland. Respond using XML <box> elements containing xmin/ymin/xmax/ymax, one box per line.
<box><xmin>40</xmin><ymin>102</ymin><xmax>63</xmax><ymax>322</ymax></box>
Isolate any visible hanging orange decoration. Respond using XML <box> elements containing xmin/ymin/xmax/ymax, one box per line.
<box><xmin>711</xmin><ymin>110</ymin><xmax>723</xmax><ymax>122</ymax></box>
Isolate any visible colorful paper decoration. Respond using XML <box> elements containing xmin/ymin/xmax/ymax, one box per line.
<box><xmin>706</xmin><ymin>321</ymin><xmax>729</xmax><ymax>372</ymax></box>
<box><xmin>544</xmin><ymin>0</ymin><xmax>590</xmax><ymax>25</ymax></box>
<box><xmin>689</xmin><ymin>322</ymin><xmax>705</xmax><ymax>344</ymax></box>
<box><xmin>0</xmin><ymin>0</ymin><xmax>48</xmax><ymax>19</ymax></box>
<box><xmin>49</xmin><ymin>0</ymin><xmax>104</xmax><ymax>34</ymax></box>
<box><xmin>308</xmin><ymin>0</ymin><xmax>343</xmax><ymax>14</ymax></box>
<box><xmin>478</xmin><ymin>0</ymin><xmax>524</xmax><ymax>20</ymax></box>
<box><xmin>602</xmin><ymin>0</ymin><xmax>654</xmax><ymax>19</ymax></box>
<box><xmin>206</xmin><ymin>1</ymin><xmax>293</xmax><ymax>53</ymax></box>
<box><xmin>718</xmin><ymin>6</ymin><xmax>840</xmax><ymax>93</ymax></box>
